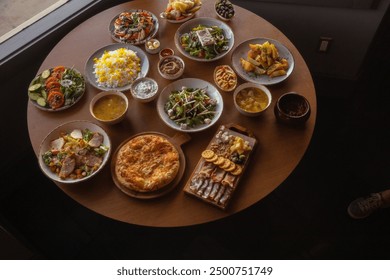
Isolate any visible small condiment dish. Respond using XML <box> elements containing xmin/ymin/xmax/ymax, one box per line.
<box><xmin>158</xmin><ymin>55</ymin><xmax>185</xmax><ymax>80</ymax></box>
<box><xmin>215</xmin><ymin>0</ymin><xmax>235</xmax><ymax>21</ymax></box>
<box><xmin>130</xmin><ymin>77</ymin><xmax>159</xmax><ymax>103</ymax></box>
<box><xmin>233</xmin><ymin>83</ymin><xmax>272</xmax><ymax>117</ymax></box>
<box><xmin>90</xmin><ymin>90</ymin><xmax>128</xmax><ymax>125</ymax></box>
<box><xmin>145</xmin><ymin>38</ymin><xmax>161</xmax><ymax>54</ymax></box>
<box><xmin>213</xmin><ymin>65</ymin><xmax>237</xmax><ymax>92</ymax></box>
<box><xmin>159</xmin><ymin>48</ymin><xmax>175</xmax><ymax>60</ymax></box>
<box><xmin>274</xmin><ymin>92</ymin><xmax>311</xmax><ymax>125</ymax></box>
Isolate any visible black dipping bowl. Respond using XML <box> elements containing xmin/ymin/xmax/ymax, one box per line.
<box><xmin>274</xmin><ymin>92</ymin><xmax>311</xmax><ymax>125</ymax></box>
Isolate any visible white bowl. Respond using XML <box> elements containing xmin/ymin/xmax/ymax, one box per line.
<box><xmin>130</xmin><ymin>77</ymin><xmax>159</xmax><ymax>103</ymax></box>
<box><xmin>158</xmin><ymin>55</ymin><xmax>185</xmax><ymax>80</ymax></box>
<box><xmin>38</xmin><ymin>120</ymin><xmax>111</xmax><ymax>184</ymax></box>
<box><xmin>145</xmin><ymin>38</ymin><xmax>161</xmax><ymax>54</ymax></box>
<box><xmin>174</xmin><ymin>17</ymin><xmax>234</xmax><ymax>62</ymax></box>
<box><xmin>157</xmin><ymin>78</ymin><xmax>223</xmax><ymax>132</ymax></box>
<box><xmin>90</xmin><ymin>90</ymin><xmax>128</xmax><ymax>125</ymax></box>
<box><xmin>233</xmin><ymin>82</ymin><xmax>272</xmax><ymax>117</ymax></box>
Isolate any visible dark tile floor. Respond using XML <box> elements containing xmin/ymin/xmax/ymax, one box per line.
<box><xmin>1</xmin><ymin>3</ymin><xmax>390</xmax><ymax>260</ymax></box>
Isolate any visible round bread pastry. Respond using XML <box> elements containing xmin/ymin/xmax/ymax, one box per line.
<box><xmin>115</xmin><ymin>134</ymin><xmax>180</xmax><ymax>192</ymax></box>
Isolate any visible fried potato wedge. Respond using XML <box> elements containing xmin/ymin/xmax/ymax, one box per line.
<box><xmin>240</xmin><ymin>41</ymin><xmax>289</xmax><ymax>78</ymax></box>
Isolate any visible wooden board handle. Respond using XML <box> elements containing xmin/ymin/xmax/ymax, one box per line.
<box><xmin>224</xmin><ymin>123</ymin><xmax>255</xmax><ymax>138</ymax></box>
<box><xmin>170</xmin><ymin>132</ymin><xmax>191</xmax><ymax>146</ymax></box>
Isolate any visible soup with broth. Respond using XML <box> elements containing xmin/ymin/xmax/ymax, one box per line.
<box><xmin>236</xmin><ymin>87</ymin><xmax>269</xmax><ymax>113</ymax></box>
<box><xmin>93</xmin><ymin>94</ymin><xmax>126</xmax><ymax>121</ymax></box>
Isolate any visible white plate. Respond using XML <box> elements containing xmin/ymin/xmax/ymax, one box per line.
<box><xmin>160</xmin><ymin>11</ymin><xmax>195</xmax><ymax>23</ymax></box>
<box><xmin>157</xmin><ymin>78</ymin><xmax>223</xmax><ymax>133</ymax></box>
<box><xmin>38</xmin><ymin>120</ymin><xmax>111</xmax><ymax>184</ymax></box>
<box><xmin>28</xmin><ymin>67</ymin><xmax>85</xmax><ymax>112</ymax></box>
<box><xmin>231</xmin><ymin>38</ymin><xmax>294</xmax><ymax>85</ymax></box>
<box><xmin>174</xmin><ymin>17</ymin><xmax>234</xmax><ymax>62</ymax></box>
<box><xmin>85</xmin><ymin>43</ymin><xmax>149</xmax><ymax>91</ymax></box>
<box><xmin>109</xmin><ymin>9</ymin><xmax>159</xmax><ymax>45</ymax></box>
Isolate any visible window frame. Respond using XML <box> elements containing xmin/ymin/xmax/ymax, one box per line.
<box><xmin>0</xmin><ymin>0</ymin><xmax>102</xmax><ymax>67</ymax></box>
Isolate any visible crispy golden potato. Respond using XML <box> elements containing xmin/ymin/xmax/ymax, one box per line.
<box><xmin>241</xmin><ymin>41</ymin><xmax>289</xmax><ymax>78</ymax></box>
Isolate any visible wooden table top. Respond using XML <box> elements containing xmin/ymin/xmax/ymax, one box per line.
<box><xmin>27</xmin><ymin>0</ymin><xmax>316</xmax><ymax>227</ymax></box>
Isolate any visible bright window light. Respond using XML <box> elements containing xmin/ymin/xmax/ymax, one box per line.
<box><xmin>0</xmin><ymin>0</ymin><xmax>69</xmax><ymax>43</ymax></box>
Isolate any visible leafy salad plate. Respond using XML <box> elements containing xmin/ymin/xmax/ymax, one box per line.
<box><xmin>157</xmin><ymin>78</ymin><xmax>223</xmax><ymax>133</ymax></box>
<box><xmin>174</xmin><ymin>17</ymin><xmax>234</xmax><ymax>62</ymax></box>
<box><xmin>38</xmin><ymin>120</ymin><xmax>111</xmax><ymax>184</ymax></box>
<box><xmin>28</xmin><ymin>66</ymin><xmax>85</xmax><ymax>112</ymax></box>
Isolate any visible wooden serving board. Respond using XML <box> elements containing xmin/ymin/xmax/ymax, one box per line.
<box><xmin>183</xmin><ymin>123</ymin><xmax>257</xmax><ymax>209</ymax></box>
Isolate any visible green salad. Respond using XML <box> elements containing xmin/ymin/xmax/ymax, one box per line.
<box><xmin>164</xmin><ymin>87</ymin><xmax>218</xmax><ymax>129</ymax></box>
<box><xmin>180</xmin><ymin>25</ymin><xmax>229</xmax><ymax>59</ymax></box>
<box><xmin>28</xmin><ymin>66</ymin><xmax>85</xmax><ymax>110</ymax></box>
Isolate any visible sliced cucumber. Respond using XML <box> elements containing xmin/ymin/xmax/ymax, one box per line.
<box><xmin>41</xmin><ymin>69</ymin><xmax>51</xmax><ymax>79</ymax></box>
<box><xmin>28</xmin><ymin>92</ymin><xmax>41</xmax><ymax>101</ymax></box>
<box><xmin>37</xmin><ymin>97</ymin><xmax>46</xmax><ymax>107</ymax></box>
<box><xmin>28</xmin><ymin>83</ymin><xmax>42</xmax><ymax>92</ymax></box>
<box><xmin>41</xmin><ymin>89</ymin><xmax>47</xmax><ymax>99</ymax></box>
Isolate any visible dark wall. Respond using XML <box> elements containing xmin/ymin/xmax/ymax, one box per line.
<box><xmin>233</xmin><ymin>0</ymin><xmax>390</xmax><ymax>79</ymax></box>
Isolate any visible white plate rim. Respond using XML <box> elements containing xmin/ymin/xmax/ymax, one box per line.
<box><xmin>109</xmin><ymin>9</ymin><xmax>159</xmax><ymax>45</ymax></box>
<box><xmin>84</xmin><ymin>43</ymin><xmax>149</xmax><ymax>91</ymax></box>
<box><xmin>231</xmin><ymin>37</ymin><xmax>294</xmax><ymax>85</ymax></box>
<box><xmin>38</xmin><ymin>120</ymin><xmax>111</xmax><ymax>184</ymax></box>
<box><xmin>156</xmin><ymin>78</ymin><xmax>224</xmax><ymax>133</ymax></box>
<box><xmin>174</xmin><ymin>17</ymin><xmax>235</xmax><ymax>62</ymax></box>
<box><xmin>28</xmin><ymin>67</ymin><xmax>86</xmax><ymax>112</ymax></box>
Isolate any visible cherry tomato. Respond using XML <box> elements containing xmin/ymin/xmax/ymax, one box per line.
<box><xmin>45</xmin><ymin>76</ymin><xmax>58</xmax><ymax>86</ymax></box>
<box><xmin>46</xmin><ymin>81</ymin><xmax>61</xmax><ymax>91</ymax></box>
<box><xmin>47</xmin><ymin>91</ymin><xmax>65</xmax><ymax>109</ymax></box>
<box><xmin>51</xmin><ymin>66</ymin><xmax>65</xmax><ymax>79</ymax></box>
<box><xmin>53</xmin><ymin>66</ymin><xmax>65</xmax><ymax>73</ymax></box>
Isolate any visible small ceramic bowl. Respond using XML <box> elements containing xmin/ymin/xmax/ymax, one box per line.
<box><xmin>159</xmin><ymin>48</ymin><xmax>175</xmax><ymax>60</ymax></box>
<box><xmin>233</xmin><ymin>82</ymin><xmax>272</xmax><ymax>117</ymax></box>
<box><xmin>145</xmin><ymin>38</ymin><xmax>161</xmax><ymax>54</ymax></box>
<box><xmin>158</xmin><ymin>55</ymin><xmax>185</xmax><ymax>80</ymax></box>
<box><xmin>130</xmin><ymin>77</ymin><xmax>159</xmax><ymax>103</ymax></box>
<box><xmin>213</xmin><ymin>65</ymin><xmax>237</xmax><ymax>92</ymax></box>
<box><xmin>90</xmin><ymin>90</ymin><xmax>128</xmax><ymax>125</ymax></box>
<box><xmin>274</xmin><ymin>92</ymin><xmax>311</xmax><ymax>125</ymax></box>
<box><xmin>215</xmin><ymin>0</ymin><xmax>235</xmax><ymax>21</ymax></box>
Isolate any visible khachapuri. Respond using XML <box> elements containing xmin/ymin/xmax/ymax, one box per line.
<box><xmin>114</xmin><ymin>134</ymin><xmax>180</xmax><ymax>192</ymax></box>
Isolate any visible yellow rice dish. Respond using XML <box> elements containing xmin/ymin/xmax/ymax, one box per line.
<box><xmin>93</xmin><ymin>48</ymin><xmax>141</xmax><ymax>88</ymax></box>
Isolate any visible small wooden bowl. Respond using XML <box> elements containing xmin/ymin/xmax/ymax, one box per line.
<box><xmin>274</xmin><ymin>92</ymin><xmax>311</xmax><ymax>125</ymax></box>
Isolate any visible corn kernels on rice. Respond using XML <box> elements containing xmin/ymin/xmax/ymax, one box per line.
<box><xmin>93</xmin><ymin>48</ymin><xmax>141</xmax><ymax>88</ymax></box>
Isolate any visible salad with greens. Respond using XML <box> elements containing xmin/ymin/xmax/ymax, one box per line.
<box><xmin>164</xmin><ymin>87</ymin><xmax>218</xmax><ymax>129</ymax></box>
<box><xmin>179</xmin><ymin>25</ymin><xmax>230</xmax><ymax>59</ymax></box>
<box><xmin>42</xmin><ymin>128</ymin><xmax>109</xmax><ymax>180</ymax></box>
<box><xmin>28</xmin><ymin>66</ymin><xmax>85</xmax><ymax>111</ymax></box>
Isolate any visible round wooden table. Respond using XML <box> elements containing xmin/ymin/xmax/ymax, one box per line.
<box><xmin>27</xmin><ymin>0</ymin><xmax>316</xmax><ymax>227</ymax></box>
